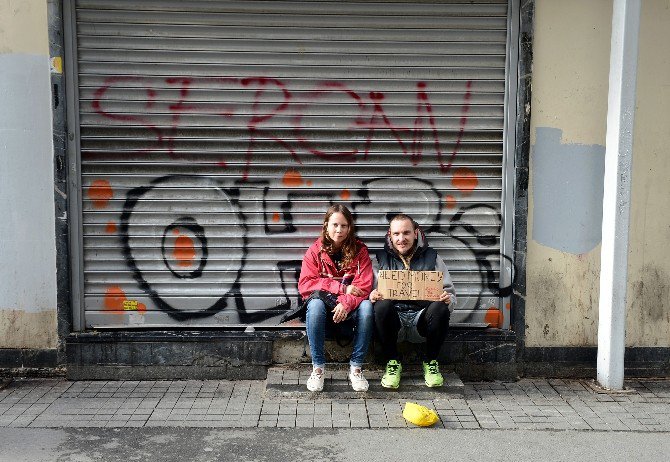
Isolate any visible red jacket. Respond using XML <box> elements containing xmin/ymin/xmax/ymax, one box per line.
<box><xmin>298</xmin><ymin>238</ymin><xmax>373</xmax><ymax>313</ymax></box>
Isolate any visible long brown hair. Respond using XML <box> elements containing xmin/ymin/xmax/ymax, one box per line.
<box><xmin>321</xmin><ymin>204</ymin><xmax>359</xmax><ymax>268</ymax></box>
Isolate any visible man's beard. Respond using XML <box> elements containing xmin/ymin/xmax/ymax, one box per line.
<box><xmin>395</xmin><ymin>243</ymin><xmax>416</xmax><ymax>257</ymax></box>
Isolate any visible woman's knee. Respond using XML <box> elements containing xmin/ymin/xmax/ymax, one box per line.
<box><xmin>356</xmin><ymin>300</ymin><xmax>374</xmax><ymax>325</ymax></box>
<box><xmin>306</xmin><ymin>299</ymin><xmax>327</xmax><ymax>322</ymax></box>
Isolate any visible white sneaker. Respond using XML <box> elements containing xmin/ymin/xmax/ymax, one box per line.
<box><xmin>307</xmin><ymin>368</ymin><xmax>324</xmax><ymax>392</ymax></box>
<box><xmin>348</xmin><ymin>368</ymin><xmax>369</xmax><ymax>392</ymax></box>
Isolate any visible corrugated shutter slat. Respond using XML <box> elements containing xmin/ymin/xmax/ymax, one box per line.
<box><xmin>74</xmin><ymin>0</ymin><xmax>510</xmax><ymax>328</ymax></box>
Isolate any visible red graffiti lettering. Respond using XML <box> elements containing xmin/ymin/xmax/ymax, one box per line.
<box><xmin>241</xmin><ymin>77</ymin><xmax>294</xmax><ymax>180</ymax></box>
<box><xmin>92</xmin><ymin>76</ymin><xmax>164</xmax><ymax>149</ymax></box>
<box><xmin>294</xmin><ymin>81</ymin><xmax>366</xmax><ymax>160</ymax></box>
<box><xmin>449</xmin><ymin>80</ymin><xmax>473</xmax><ymax>172</ymax></box>
<box><xmin>413</xmin><ymin>81</ymin><xmax>445</xmax><ymax>170</ymax></box>
<box><xmin>164</xmin><ymin>77</ymin><xmax>241</xmax><ymax>163</ymax></box>
<box><xmin>91</xmin><ymin>76</ymin><xmax>473</xmax><ymax>178</ymax></box>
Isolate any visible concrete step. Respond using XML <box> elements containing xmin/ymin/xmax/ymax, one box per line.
<box><xmin>265</xmin><ymin>366</ymin><xmax>464</xmax><ymax>399</ymax></box>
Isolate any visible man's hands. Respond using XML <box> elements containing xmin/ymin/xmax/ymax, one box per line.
<box><xmin>369</xmin><ymin>289</ymin><xmax>383</xmax><ymax>302</ymax></box>
<box><xmin>369</xmin><ymin>289</ymin><xmax>450</xmax><ymax>304</ymax></box>
<box><xmin>439</xmin><ymin>291</ymin><xmax>451</xmax><ymax>304</ymax></box>
<box><xmin>332</xmin><ymin>303</ymin><xmax>348</xmax><ymax>323</ymax></box>
<box><xmin>345</xmin><ymin>284</ymin><xmax>364</xmax><ymax>297</ymax></box>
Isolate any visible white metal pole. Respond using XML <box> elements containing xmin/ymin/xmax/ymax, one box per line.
<box><xmin>597</xmin><ymin>0</ymin><xmax>641</xmax><ymax>390</ymax></box>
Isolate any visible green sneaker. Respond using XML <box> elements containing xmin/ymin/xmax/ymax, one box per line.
<box><xmin>423</xmin><ymin>360</ymin><xmax>444</xmax><ymax>387</ymax></box>
<box><xmin>381</xmin><ymin>360</ymin><xmax>402</xmax><ymax>389</ymax></box>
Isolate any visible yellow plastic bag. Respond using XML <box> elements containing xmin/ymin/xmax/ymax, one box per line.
<box><xmin>402</xmin><ymin>402</ymin><xmax>439</xmax><ymax>427</ymax></box>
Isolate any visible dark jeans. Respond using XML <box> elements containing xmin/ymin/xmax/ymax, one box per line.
<box><xmin>374</xmin><ymin>299</ymin><xmax>450</xmax><ymax>362</ymax></box>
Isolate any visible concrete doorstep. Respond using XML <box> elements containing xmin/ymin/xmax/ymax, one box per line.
<box><xmin>265</xmin><ymin>365</ymin><xmax>464</xmax><ymax>399</ymax></box>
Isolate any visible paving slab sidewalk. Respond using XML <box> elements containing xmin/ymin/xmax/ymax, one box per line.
<box><xmin>0</xmin><ymin>368</ymin><xmax>668</xmax><ymax>431</ymax></box>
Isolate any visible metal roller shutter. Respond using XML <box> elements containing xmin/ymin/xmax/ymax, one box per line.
<box><xmin>67</xmin><ymin>0</ymin><xmax>515</xmax><ymax>329</ymax></box>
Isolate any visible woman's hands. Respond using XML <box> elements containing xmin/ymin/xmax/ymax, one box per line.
<box><xmin>332</xmin><ymin>303</ymin><xmax>348</xmax><ymax>323</ymax></box>
<box><xmin>345</xmin><ymin>284</ymin><xmax>364</xmax><ymax>297</ymax></box>
<box><xmin>331</xmin><ymin>284</ymin><xmax>364</xmax><ymax>323</ymax></box>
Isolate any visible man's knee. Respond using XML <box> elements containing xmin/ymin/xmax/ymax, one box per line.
<box><xmin>420</xmin><ymin>302</ymin><xmax>450</xmax><ymax>329</ymax></box>
<box><xmin>373</xmin><ymin>299</ymin><xmax>397</xmax><ymax>322</ymax></box>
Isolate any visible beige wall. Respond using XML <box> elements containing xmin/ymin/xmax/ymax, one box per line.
<box><xmin>0</xmin><ymin>0</ymin><xmax>48</xmax><ymax>55</ymax></box>
<box><xmin>625</xmin><ymin>0</ymin><xmax>670</xmax><ymax>347</ymax></box>
<box><xmin>526</xmin><ymin>0</ymin><xmax>611</xmax><ymax>347</ymax></box>
<box><xmin>0</xmin><ymin>0</ymin><xmax>57</xmax><ymax>349</ymax></box>
<box><xmin>526</xmin><ymin>0</ymin><xmax>670</xmax><ymax>347</ymax></box>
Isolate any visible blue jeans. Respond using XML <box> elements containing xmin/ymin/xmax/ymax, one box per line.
<box><xmin>305</xmin><ymin>298</ymin><xmax>374</xmax><ymax>369</ymax></box>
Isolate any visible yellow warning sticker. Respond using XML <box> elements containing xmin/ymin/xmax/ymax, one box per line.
<box><xmin>50</xmin><ymin>56</ymin><xmax>63</xmax><ymax>74</ymax></box>
<box><xmin>123</xmin><ymin>300</ymin><xmax>139</xmax><ymax>311</ymax></box>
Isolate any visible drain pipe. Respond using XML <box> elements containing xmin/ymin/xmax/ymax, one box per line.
<box><xmin>597</xmin><ymin>0</ymin><xmax>641</xmax><ymax>390</ymax></box>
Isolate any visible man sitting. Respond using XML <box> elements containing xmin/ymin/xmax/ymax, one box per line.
<box><xmin>369</xmin><ymin>214</ymin><xmax>456</xmax><ymax>388</ymax></box>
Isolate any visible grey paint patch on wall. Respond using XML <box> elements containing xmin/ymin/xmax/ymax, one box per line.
<box><xmin>532</xmin><ymin>127</ymin><xmax>605</xmax><ymax>254</ymax></box>
<box><xmin>0</xmin><ymin>53</ymin><xmax>57</xmax><ymax>314</ymax></box>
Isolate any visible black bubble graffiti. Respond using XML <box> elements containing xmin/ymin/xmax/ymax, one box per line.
<box><xmin>119</xmin><ymin>175</ymin><xmax>248</xmax><ymax>321</ymax></box>
<box><xmin>161</xmin><ymin>218</ymin><xmax>208</xmax><ymax>279</ymax></box>
<box><xmin>447</xmin><ymin>203</ymin><xmax>514</xmax><ymax>297</ymax></box>
<box><xmin>118</xmin><ymin>174</ymin><xmax>515</xmax><ymax>324</ymax></box>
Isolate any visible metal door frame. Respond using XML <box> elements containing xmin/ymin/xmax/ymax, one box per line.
<box><xmin>64</xmin><ymin>0</ymin><xmax>85</xmax><ymax>331</ymax></box>
<box><xmin>62</xmin><ymin>0</ymin><xmax>524</xmax><ymax>332</ymax></box>
<box><xmin>501</xmin><ymin>0</ymin><xmax>521</xmax><ymax>329</ymax></box>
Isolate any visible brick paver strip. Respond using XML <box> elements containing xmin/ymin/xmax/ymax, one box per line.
<box><xmin>1</xmin><ymin>376</ymin><xmax>669</xmax><ymax>430</ymax></box>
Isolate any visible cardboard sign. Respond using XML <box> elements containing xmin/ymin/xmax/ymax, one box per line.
<box><xmin>376</xmin><ymin>270</ymin><xmax>444</xmax><ymax>301</ymax></box>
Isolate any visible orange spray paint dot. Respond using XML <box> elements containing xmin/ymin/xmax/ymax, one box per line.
<box><xmin>451</xmin><ymin>167</ymin><xmax>479</xmax><ymax>196</ymax></box>
<box><xmin>272</xmin><ymin>212</ymin><xmax>280</xmax><ymax>223</ymax></box>
<box><xmin>104</xmin><ymin>286</ymin><xmax>126</xmax><ymax>311</ymax></box>
<box><xmin>172</xmin><ymin>229</ymin><xmax>180</xmax><ymax>236</ymax></box>
<box><xmin>306</xmin><ymin>180</ymin><xmax>313</xmax><ymax>186</ymax></box>
<box><xmin>484</xmin><ymin>308</ymin><xmax>503</xmax><ymax>328</ymax></box>
<box><xmin>105</xmin><ymin>222</ymin><xmax>117</xmax><ymax>234</ymax></box>
<box><xmin>340</xmin><ymin>189</ymin><xmax>351</xmax><ymax>200</ymax></box>
<box><xmin>88</xmin><ymin>179</ymin><xmax>113</xmax><ymax>209</ymax></box>
<box><xmin>445</xmin><ymin>195</ymin><xmax>457</xmax><ymax>209</ymax></box>
<box><xmin>137</xmin><ymin>303</ymin><xmax>147</xmax><ymax>313</ymax></box>
<box><xmin>282</xmin><ymin>169</ymin><xmax>304</xmax><ymax>187</ymax></box>
<box><xmin>173</xmin><ymin>234</ymin><xmax>196</xmax><ymax>268</ymax></box>
<box><xmin>505</xmin><ymin>303</ymin><xmax>511</xmax><ymax>311</ymax></box>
